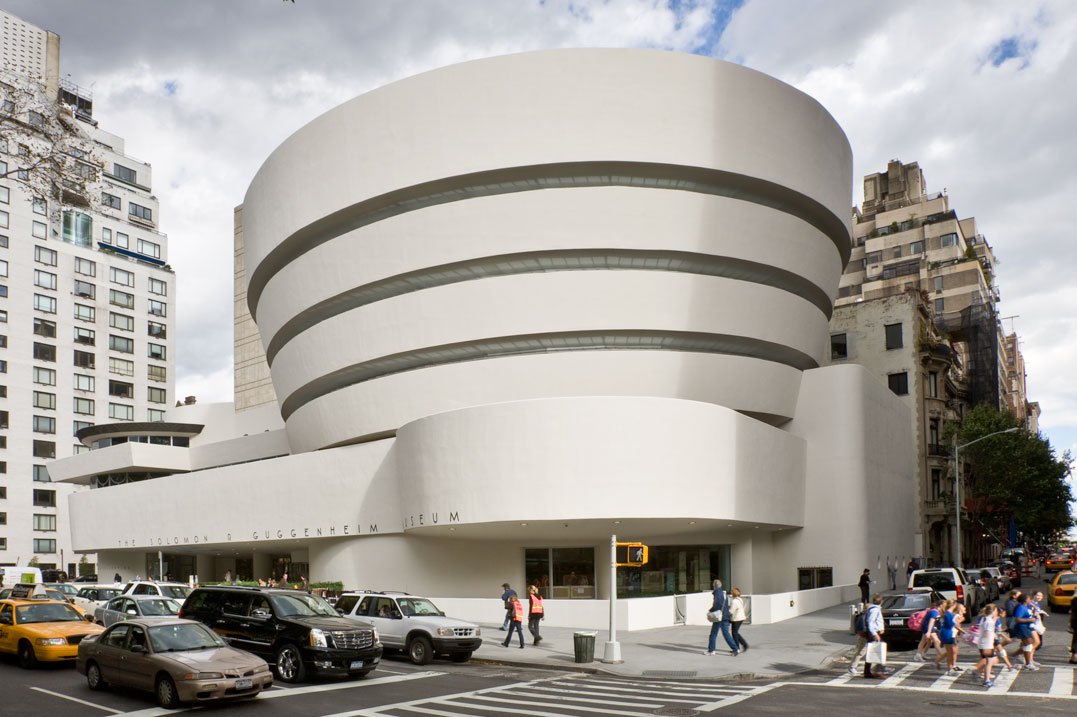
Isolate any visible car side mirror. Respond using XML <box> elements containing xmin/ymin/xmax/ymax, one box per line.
<box><xmin>131</xmin><ymin>644</ymin><xmax>147</xmax><ymax>653</ymax></box>
<box><xmin>126</xmin><ymin>609</ymin><xmax>138</xmax><ymax>615</ymax></box>
<box><xmin>251</xmin><ymin>609</ymin><xmax>271</xmax><ymax>620</ymax></box>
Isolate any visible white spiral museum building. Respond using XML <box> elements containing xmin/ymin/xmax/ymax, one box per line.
<box><xmin>56</xmin><ymin>50</ymin><xmax>916</xmax><ymax>626</ymax></box>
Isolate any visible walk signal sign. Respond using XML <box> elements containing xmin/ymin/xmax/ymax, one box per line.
<box><xmin>616</xmin><ymin>543</ymin><xmax>649</xmax><ymax>566</ymax></box>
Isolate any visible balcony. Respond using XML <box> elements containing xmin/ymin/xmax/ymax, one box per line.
<box><xmin>928</xmin><ymin>443</ymin><xmax>950</xmax><ymax>458</ymax></box>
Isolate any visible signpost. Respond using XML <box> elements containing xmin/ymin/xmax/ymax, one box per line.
<box><xmin>602</xmin><ymin>536</ymin><xmax>650</xmax><ymax>664</ymax></box>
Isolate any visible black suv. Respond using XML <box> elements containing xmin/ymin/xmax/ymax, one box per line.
<box><xmin>179</xmin><ymin>586</ymin><xmax>382</xmax><ymax>682</ymax></box>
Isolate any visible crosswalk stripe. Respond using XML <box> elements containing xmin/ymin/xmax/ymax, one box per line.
<box><xmin>698</xmin><ymin>684</ymin><xmax>782</xmax><ymax>712</ymax></box>
<box><xmin>878</xmin><ymin>662</ymin><xmax>924</xmax><ymax>688</ymax></box>
<box><xmin>986</xmin><ymin>665</ymin><xmax>1022</xmax><ymax>694</ymax></box>
<box><xmin>826</xmin><ymin>672</ymin><xmax>857</xmax><ymax>685</ymax></box>
<box><xmin>458</xmin><ymin>694</ymin><xmax>657</xmax><ymax>716</ymax></box>
<box><xmin>543</xmin><ymin>681</ymin><xmax>731</xmax><ymax>703</ymax></box>
<box><xmin>578</xmin><ymin>677</ymin><xmax>747</xmax><ymax>692</ymax></box>
<box><xmin>515</xmin><ymin>685</ymin><xmax>667</xmax><ymax>706</ymax></box>
<box><xmin>1049</xmin><ymin>666</ymin><xmax>1074</xmax><ymax>696</ymax></box>
<box><xmin>927</xmin><ymin>666</ymin><xmax>966</xmax><ymax>690</ymax></box>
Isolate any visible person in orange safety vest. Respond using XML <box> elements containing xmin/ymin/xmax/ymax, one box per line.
<box><xmin>528</xmin><ymin>585</ymin><xmax>545</xmax><ymax>645</ymax></box>
<box><xmin>501</xmin><ymin>594</ymin><xmax>526</xmax><ymax>649</ymax></box>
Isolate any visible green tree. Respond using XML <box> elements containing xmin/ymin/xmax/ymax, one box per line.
<box><xmin>956</xmin><ymin>405</ymin><xmax>1074</xmax><ymax>546</ymax></box>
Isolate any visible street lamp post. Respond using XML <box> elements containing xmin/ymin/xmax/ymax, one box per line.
<box><xmin>953</xmin><ymin>427</ymin><xmax>1019</xmax><ymax>568</ymax></box>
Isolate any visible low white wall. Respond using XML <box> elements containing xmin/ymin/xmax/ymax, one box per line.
<box><xmin>433</xmin><ymin>584</ymin><xmax>860</xmax><ymax>631</ymax></box>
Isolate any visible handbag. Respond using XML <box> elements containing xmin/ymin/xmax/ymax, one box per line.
<box><xmin>706</xmin><ymin>610</ymin><xmax>722</xmax><ymax>623</ymax></box>
<box><xmin>1032</xmin><ymin>621</ymin><xmax>1046</xmax><ymax>636</ymax></box>
<box><xmin>865</xmin><ymin>640</ymin><xmax>887</xmax><ymax>664</ymax></box>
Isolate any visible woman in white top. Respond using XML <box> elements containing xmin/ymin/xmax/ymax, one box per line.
<box><xmin>975</xmin><ymin>604</ymin><xmax>999</xmax><ymax>687</ymax></box>
<box><xmin>729</xmin><ymin>587</ymin><xmax>749</xmax><ymax>653</ymax></box>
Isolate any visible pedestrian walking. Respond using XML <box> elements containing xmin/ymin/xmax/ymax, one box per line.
<box><xmin>1030</xmin><ymin>591</ymin><xmax>1046</xmax><ymax>650</ymax></box>
<box><xmin>913</xmin><ymin>597</ymin><xmax>943</xmax><ymax>662</ymax></box>
<box><xmin>994</xmin><ymin>608</ymin><xmax>1015</xmax><ymax>671</ymax></box>
<box><xmin>113</xmin><ymin>572</ymin><xmax>122</xmax><ymax>583</ymax></box>
<box><xmin>1011</xmin><ymin>593</ymin><xmax>1038</xmax><ymax>670</ymax></box>
<box><xmin>501</xmin><ymin>594</ymin><xmax>525</xmax><ymax>649</ymax></box>
<box><xmin>850</xmin><ymin>594</ymin><xmax>885</xmax><ymax>678</ymax></box>
<box><xmin>703</xmin><ymin>579</ymin><xmax>740</xmax><ymax>656</ymax></box>
<box><xmin>527</xmin><ymin>585</ymin><xmax>544</xmax><ymax>645</ymax></box>
<box><xmin>858</xmin><ymin>569</ymin><xmax>871</xmax><ymax>606</ymax></box>
<box><xmin>499</xmin><ymin>582</ymin><xmax>517</xmax><ymax>631</ymax></box>
<box><xmin>973</xmin><ymin>604</ymin><xmax>999</xmax><ymax>687</ymax></box>
<box><xmin>933</xmin><ymin>601</ymin><xmax>966</xmax><ymax>675</ymax></box>
<box><xmin>729</xmin><ymin>587</ymin><xmax>749</xmax><ymax>653</ymax></box>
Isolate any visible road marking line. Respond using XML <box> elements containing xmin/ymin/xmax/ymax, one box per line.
<box><xmin>28</xmin><ymin>687</ymin><xmax>122</xmax><ymax>714</ymax></box>
<box><xmin>459</xmin><ymin>694</ymin><xmax>656</xmax><ymax>716</ymax></box>
<box><xmin>782</xmin><ymin>679</ymin><xmax>1077</xmax><ymax>700</ymax></box>
<box><xmin>319</xmin><ymin>674</ymin><xmax>567</xmax><ymax>717</ymax></box>
<box><xmin>987</xmin><ymin>664</ymin><xmax>1021</xmax><ymax>694</ymax></box>
<box><xmin>1050</xmin><ymin>666</ymin><xmax>1074</xmax><ymax>696</ymax></box>
<box><xmin>698</xmin><ymin>684</ymin><xmax>782</xmax><ymax>712</ymax></box>
<box><xmin>260</xmin><ymin>670</ymin><xmax>445</xmax><ymax>699</ymax></box>
<box><xmin>927</xmin><ymin>667</ymin><xmax>965</xmax><ymax>690</ymax></box>
<box><xmin>578</xmin><ymin>676</ymin><xmax>749</xmax><ymax>692</ymax></box>
<box><xmin>544</xmin><ymin>680</ymin><xmax>738</xmax><ymax>701</ymax></box>
<box><xmin>826</xmin><ymin>672</ymin><xmax>857</xmax><ymax>685</ymax></box>
<box><xmin>878</xmin><ymin>662</ymin><xmax>924</xmax><ymax>688</ymax></box>
<box><xmin>514</xmin><ymin>685</ymin><xmax>667</xmax><ymax>706</ymax></box>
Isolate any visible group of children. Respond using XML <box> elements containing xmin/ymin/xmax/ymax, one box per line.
<box><xmin>913</xmin><ymin>590</ymin><xmax>1047</xmax><ymax>688</ymax></box>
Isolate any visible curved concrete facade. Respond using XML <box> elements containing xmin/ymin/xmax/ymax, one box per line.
<box><xmin>241</xmin><ymin>49</ymin><xmax>852</xmax><ymax>452</ymax></box>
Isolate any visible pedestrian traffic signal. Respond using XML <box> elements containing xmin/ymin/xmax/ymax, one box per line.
<box><xmin>616</xmin><ymin>543</ymin><xmax>648</xmax><ymax>566</ymax></box>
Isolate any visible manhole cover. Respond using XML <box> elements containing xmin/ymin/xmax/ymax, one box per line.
<box><xmin>927</xmin><ymin>700</ymin><xmax>981</xmax><ymax>709</ymax></box>
<box><xmin>642</xmin><ymin>670</ymin><xmax>698</xmax><ymax>678</ymax></box>
<box><xmin>653</xmin><ymin>709</ymin><xmax>701</xmax><ymax>717</ymax></box>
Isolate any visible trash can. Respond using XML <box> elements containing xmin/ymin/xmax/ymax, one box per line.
<box><xmin>573</xmin><ymin>631</ymin><xmax>598</xmax><ymax>663</ymax></box>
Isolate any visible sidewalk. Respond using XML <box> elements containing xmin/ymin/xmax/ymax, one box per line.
<box><xmin>469</xmin><ymin>603</ymin><xmax>858</xmax><ymax>679</ymax></box>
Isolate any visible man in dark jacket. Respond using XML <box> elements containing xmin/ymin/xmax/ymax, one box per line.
<box><xmin>500</xmin><ymin>582</ymin><xmax>517</xmax><ymax>631</ymax></box>
<box><xmin>858</xmin><ymin>569</ymin><xmax>871</xmax><ymax>605</ymax></box>
<box><xmin>704</xmin><ymin>579</ymin><xmax>740</xmax><ymax>656</ymax></box>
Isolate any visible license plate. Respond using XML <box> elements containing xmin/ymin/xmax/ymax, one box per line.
<box><xmin>349</xmin><ymin>660</ymin><xmax>364</xmax><ymax>670</ymax></box>
<box><xmin>235</xmin><ymin>677</ymin><xmax>253</xmax><ymax>690</ymax></box>
<box><xmin>888</xmin><ymin>618</ymin><xmax>904</xmax><ymax>626</ymax></box>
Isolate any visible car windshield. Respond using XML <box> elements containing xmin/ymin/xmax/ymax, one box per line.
<box><xmin>97</xmin><ymin>589</ymin><xmax>122</xmax><ymax>600</ymax></box>
<box><xmin>158</xmin><ymin>586</ymin><xmax>191</xmax><ymax>599</ymax></box>
<box><xmin>1058</xmin><ymin>574</ymin><xmax>1077</xmax><ymax>586</ymax></box>
<box><xmin>269</xmin><ymin>593</ymin><xmax>338</xmax><ymax>617</ymax></box>
<box><xmin>149</xmin><ymin>623</ymin><xmax>226</xmax><ymax>652</ymax></box>
<box><xmin>139</xmin><ymin>599</ymin><xmax>181</xmax><ymax>616</ymax></box>
<box><xmin>397</xmin><ymin>598</ymin><xmax>441</xmax><ymax>617</ymax></box>
<box><xmin>882</xmin><ymin>594</ymin><xmax>931</xmax><ymax>610</ymax></box>
<box><xmin>16</xmin><ymin>603</ymin><xmax>84</xmax><ymax>623</ymax></box>
<box><xmin>912</xmin><ymin>573</ymin><xmax>956</xmax><ymax>592</ymax></box>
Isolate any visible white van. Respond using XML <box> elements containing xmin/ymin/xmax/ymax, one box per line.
<box><xmin>0</xmin><ymin>566</ymin><xmax>44</xmax><ymax>588</ymax></box>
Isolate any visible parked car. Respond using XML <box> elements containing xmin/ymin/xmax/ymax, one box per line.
<box><xmin>45</xmin><ymin>582</ymin><xmax>79</xmax><ymax>599</ymax></box>
<box><xmin>1044</xmin><ymin>553</ymin><xmax>1075</xmax><ymax>573</ymax></box>
<box><xmin>968</xmin><ymin>567</ymin><xmax>1001</xmax><ymax>602</ymax></box>
<box><xmin>74</xmin><ymin>574</ymin><xmax>99</xmax><ymax>583</ymax></box>
<box><xmin>880</xmin><ymin>589</ymin><xmax>945</xmax><ymax>643</ymax></box>
<box><xmin>908</xmin><ymin>567</ymin><xmax>984</xmax><ymax>615</ymax></box>
<box><xmin>336</xmin><ymin>591</ymin><xmax>482</xmax><ymax>665</ymax></box>
<box><xmin>73</xmin><ymin>585</ymin><xmax>125</xmax><ymax>612</ymax></box>
<box><xmin>1</xmin><ymin>583</ymin><xmax>86</xmax><ymax>612</ymax></box>
<box><xmin>1047</xmin><ymin>571</ymin><xmax>1077</xmax><ymax>612</ymax></box>
<box><xmin>976</xmin><ymin>566</ymin><xmax>1011</xmax><ymax>595</ymax></box>
<box><xmin>94</xmin><ymin>595</ymin><xmax>182</xmax><ymax>627</ymax></box>
<box><xmin>989</xmin><ymin>560</ymin><xmax>1021</xmax><ymax>588</ymax></box>
<box><xmin>0</xmin><ymin>597</ymin><xmax>102</xmax><ymax>668</ymax></box>
<box><xmin>179</xmin><ymin>585</ymin><xmax>382</xmax><ymax>682</ymax></box>
<box><xmin>77</xmin><ymin>618</ymin><xmax>273</xmax><ymax>708</ymax></box>
<box><xmin>121</xmin><ymin>581</ymin><xmax>192</xmax><ymax>600</ymax></box>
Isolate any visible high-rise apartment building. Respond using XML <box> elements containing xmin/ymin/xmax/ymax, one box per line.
<box><xmin>0</xmin><ymin>9</ymin><xmax>175</xmax><ymax>575</ymax></box>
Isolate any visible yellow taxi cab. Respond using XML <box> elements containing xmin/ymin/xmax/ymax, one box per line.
<box><xmin>1047</xmin><ymin>570</ymin><xmax>1077</xmax><ymax>612</ymax></box>
<box><xmin>1045</xmin><ymin>553</ymin><xmax>1075</xmax><ymax>572</ymax></box>
<box><xmin>0</xmin><ymin>596</ymin><xmax>104</xmax><ymax>668</ymax></box>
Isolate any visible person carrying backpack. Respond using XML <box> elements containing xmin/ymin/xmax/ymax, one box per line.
<box><xmin>913</xmin><ymin>598</ymin><xmax>943</xmax><ymax>662</ymax></box>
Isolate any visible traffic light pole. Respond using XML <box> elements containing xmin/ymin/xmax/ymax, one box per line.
<box><xmin>602</xmin><ymin>533</ymin><xmax>623</xmax><ymax>663</ymax></box>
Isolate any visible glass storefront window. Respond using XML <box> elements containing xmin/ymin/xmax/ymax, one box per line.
<box><xmin>616</xmin><ymin>544</ymin><xmax>731</xmax><ymax>597</ymax></box>
<box><xmin>525</xmin><ymin>547</ymin><xmax>595</xmax><ymax>599</ymax></box>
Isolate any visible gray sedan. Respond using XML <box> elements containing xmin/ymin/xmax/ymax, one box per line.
<box><xmin>94</xmin><ymin>595</ymin><xmax>181</xmax><ymax>627</ymax></box>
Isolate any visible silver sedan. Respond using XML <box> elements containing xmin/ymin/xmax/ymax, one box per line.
<box><xmin>94</xmin><ymin>595</ymin><xmax>182</xmax><ymax>627</ymax></box>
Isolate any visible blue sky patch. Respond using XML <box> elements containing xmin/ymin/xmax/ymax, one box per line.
<box><xmin>987</xmin><ymin>36</ymin><xmax>1034</xmax><ymax>68</ymax></box>
<box><xmin>164</xmin><ymin>79</ymin><xmax>178</xmax><ymax>96</ymax></box>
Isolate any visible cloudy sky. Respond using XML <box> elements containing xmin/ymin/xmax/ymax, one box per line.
<box><xmin>6</xmin><ymin>0</ymin><xmax>1076</xmax><ymax>461</ymax></box>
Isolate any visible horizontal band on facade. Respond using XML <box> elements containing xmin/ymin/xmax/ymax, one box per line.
<box><xmin>279</xmin><ymin>329</ymin><xmax>819</xmax><ymax>420</ymax></box>
<box><xmin>246</xmin><ymin>161</ymin><xmax>851</xmax><ymax>319</ymax></box>
<box><xmin>263</xmin><ymin>248</ymin><xmax>837</xmax><ymax>366</ymax></box>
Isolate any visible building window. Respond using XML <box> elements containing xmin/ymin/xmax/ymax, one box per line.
<box><xmin>887</xmin><ymin>372</ymin><xmax>909</xmax><ymax>396</ymax></box>
<box><xmin>33</xmin><ymin>415</ymin><xmax>56</xmax><ymax>434</ymax></box>
<box><xmin>927</xmin><ymin>371</ymin><xmax>939</xmax><ymax>398</ymax></box>
<box><xmin>935</xmin><ymin>298</ymin><xmax>945</xmax><ymax>313</ymax></box>
<box><xmin>0</xmin><ymin>359</ymin><xmax>6</xmax><ymax>373</ymax></box>
<box><xmin>933</xmin><ymin>276</ymin><xmax>944</xmax><ymax>292</ymax></box>
<box><xmin>32</xmin><ymin>220</ymin><xmax>46</xmax><ymax>238</ymax></box>
<box><xmin>931</xmin><ymin>469</ymin><xmax>942</xmax><ymax>500</ymax></box>
<box><xmin>910</xmin><ymin>240</ymin><xmax>924</xmax><ymax>254</ymax></box>
<box><xmin>929</xmin><ymin>419</ymin><xmax>940</xmax><ymax>446</ymax></box>
<box><xmin>940</xmin><ymin>233</ymin><xmax>958</xmax><ymax>247</ymax></box>
<box><xmin>33</xmin><ymin>367</ymin><xmax>56</xmax><ymax>385</ymax></box>
<box><xmin>110</xmin><ymin>267</ymin><xmax>134</xmax><ymax>287</ymax></box>
<box><xmin>34</xmin><ymin>270</ymin><xmax>57</xmax><ymax>290</ymax></box>
<box><xmin>35</xmin><ymin>245</ymin><xmax>58</xmax><ymax>266</ymax></box>
<box><xmin>148</xmin><ymin>299</ymin><xmax>167</xmax><ymax>317</ymax></box>
<box><xmin>33</xmin><ymin>465</ymin><xmax>50</xmax><ymax>482</ymax></box>
<box><xmin>74</xmin><ymin>374</ymin><xmax>95</xmax><ymax>392</ymax></box>
<box><xmin>109</xmin><ymin>380</ymin><xmax>134</xmax><ymax>399</ymax></box>
<box><xmin>116</xmin><ymin>232</ymin><xmax>129</xmax><ymax>249</ymax></box>
<box><xmin>75</xmin><ymin>257</ymin><xmax>97</xmax><ymax>276</ymax></box>
<box><xmin>34</xmin><ymin>294</ymin><xmax>57</xmax><ymax>313</ymax></box>
<box><xmin>830</xmin><ymin>333</ymin><xmax>848</xmax><ymax>360</ymax></box>
<box><xmin>524</xmin><ymin>547</ymin><xmax>597</xmax><ymax>599</ymax></box>
<box><xmin>32</xmin><ymin>441</ymin><xmax>56</xmax><ymax>459</ymax></box>
<box><xmin>0</xmin><ymin>259</ymin><xmax>6</xmax><ymax>277</ymax></box>
<box><xmin>110</xmin><ymin>289</ymin><xmax>135</xmax><ymax>309</ymax></box>
<box><xmin>0</xmin><ymin>409</ymin><xmax>7</xmax><ymax>428</ymax></box>
<box><xmin>73</xmin><ymin>279</ymin><xmax>96</xmax><ymax>299</ymax></box>
<box><xmin>33</xmin><ymin>342</ymin><xmax>56</xmax><ymax>362</ymax></box>
<box><xmin>109</xmin><ymin>335</ymin><xmax>134</xmax><ymax>353</ymax></box>
<box><xmin>148</xmin><ymin>321</ymin><xmax>166</xmax><ymax>339</ymax></box>
<box><xmin>139</xmin><ymin>239</ymin><xmax>161</xmax><ymax>259</ymax></box>
<box><xmin>147</xmin><ymin>408</ymin><xmax>166</xmax><ymax>422</ymax></box>
<box><xmin>0</xmin><ymin>234</ymin><xmax>6</xmax><ymax>248</ymax></box>
<box><xmin>110</xmin><ymin>312</ymin><xmax>135</xmax><ymax>331</ymax></box>
<box><xmin>102</xmin><ymin>227</ymin><xmax>112</xmax><ymax>244</ymax></box>
<box><xmin>73</xmin><ymin>350</ymin><xmax>96</xmax><ymax>369</ymax></box>
<box><xmin>74</xmin><ymin>326</ymin><xmax>96</xmax><ymax>346</ymax></box>
<box><xmin>113</xmin><ymin>163</ymin><xmax>137</xmax><ymax>184</ymax></box>
<box><xmin>148</xmin><ymin>343</ymin><xmax>166</xmax><ymax>360</ymax></box>
<box><xmin>74</xmin><ymin>303</ymin><xmax>96</xmax><ymax>322</ymax></box>
<box><xmin>73</xmin><ymin>397</ymin><xmax>95</xmax><ymax>415</ymax></box>
<box><xmin>33</xmin><ymin>514</ymin><xmax>57</xmax><ymax>531</ymax></box>
<box><xmin>148</xmin><ymin>386</ymin><xmax>167</xmax><ymax>404</ymax></box>
<box><xmin>33</xmin><ymin>197</ymin><xmax>47</xmax><ymax>215</ymax></box>
<box><xmin>148</xmin><ymin>364</ymin><xmax>167</xmax><ymax>383</ymax></box>
<box><xmin>109</xmin><ymin>403</ymin><xmax>134</xmax><ymax>421</ymax></box>
<box><xmin>0</xmin><ymin>186</ymin><xmax>7</xmax><ymax>204</ymax></box>
<box><xmin>109</xmin><ymin>357</ymin><xmax>134</xmax><ymax>376</ymax></box>
<box><xmin>34</xmin><ymin>319</ymin><xmax>58</xmax><ymax>338</ymax></box>
<box><xmin>884</xmin><ymin>323</ymin><xmax>903</xmax><ymax>350</ymax></box>
<box><xmin>101</xmin><ymin>192</ymin><xmax>121</xmax><ymax>209</ymax></box>
<box><xmin>129</xmin><ymin>202</ymin><xmax>153</xmax><ymax>222</ymax></box>
<box><xmin>62</xmin><ymin>210</ymin><xmax>93</xmax><ymax>246</ymax></box>
<box><xmin>32</xmin><ymin>391</ymin><xmax>56</xmax><ymax>410</ymax></box>
<box><xmin>148</xmin><ymin>277</ymin><xmax>167</xmax><ymax>295</ymax></box>
<box><xmin>33</xmin><ymin>539</ymin><xmax>57</xmax><ymax>553</ymax></box>
<box><xmin>73</xmin><ymin>420</ymin><xmax>93</xmax><ymax>436</ymax></box>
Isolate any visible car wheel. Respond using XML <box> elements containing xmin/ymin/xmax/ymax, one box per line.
<box><xmin>156</xmin><ymin>675</ymin><xmax>180</xmax><ymax>708</ymax></box>
<box><xmin>407</xmin><ymin>635</ymin><xmax>433</xmax><ymax>665</ymax></box>
<box><xmin>86</xmin><ymin>661</ymin><xmax>107</xmax><ymax>690</ymax></box>
<box><xmin>449</xmin><ymin>652</ymin><xmax>472</xmax><ymax>663</ymax></box>
<box><xmin>17</xmin><ymin>641</ymin><xmax>37</xmax><ymax>669</ymax></box>
<box><xmin>275</xmin><ymin>643</ymin><xmax>306</xmax><ymax>683</ymax></box>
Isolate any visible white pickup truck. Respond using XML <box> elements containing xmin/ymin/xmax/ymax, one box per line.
<box><xmin>907</xmin><ymin>567</ymin><xmax>986</xmax><ymax>615</ymax></box>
